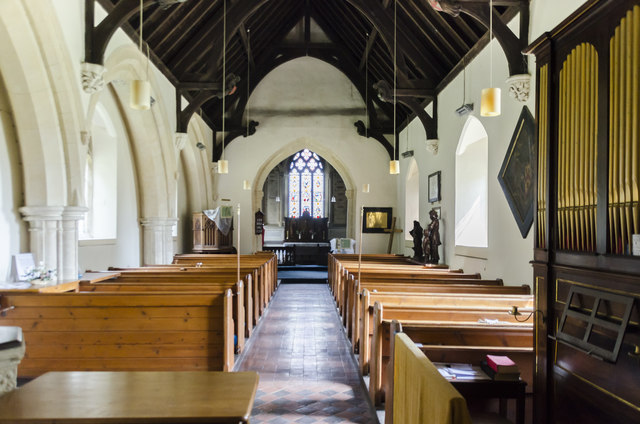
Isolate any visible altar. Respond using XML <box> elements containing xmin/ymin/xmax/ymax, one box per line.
<box><xmin>284</xmin><ymin>215</ymin><xmax>328</xmax><ymax>243</ymax></box>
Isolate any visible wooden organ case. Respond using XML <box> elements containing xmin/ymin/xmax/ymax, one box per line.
<box><xmin>527</xmin><ymin>1</ymin><xmax>640</xmax><ymax>422</ymax></box>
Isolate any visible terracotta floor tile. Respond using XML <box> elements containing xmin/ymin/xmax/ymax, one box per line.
<box><xmin>235</xmin><ymin>283</ymin><xmax>377</xmax><ymax>424</ymax></box>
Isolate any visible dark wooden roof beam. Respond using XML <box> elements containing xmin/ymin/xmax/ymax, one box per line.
<box><xmin>358</xmin><ymin>0</ymin><xmax>390</xmax><ymax>70</ymax></box>
<box><xmin>345</xmin><ymin>0</ymin><xmax>437</xmax><ymax>87</ymax></box>
<box><xmin>437</xmin><ymin>1</ymin><xmax>528</xmax><ymax>76</ymax></box>
<box><xmin>151</xmin><ymin>1</ymin><xmax>217</xmax><ymax>58</ymax></box>
<box><xmin>89</xmin><ymin>0</ymin><xmax>157</xmax><ymax>65</ymax></box>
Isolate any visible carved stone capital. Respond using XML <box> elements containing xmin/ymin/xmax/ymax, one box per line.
<box><xmin>429</xmin><ymin>1</ymin><xmax>462</xmax><ymax>17</ymax></box>
<box><xmin>373</xmin><ymin>80</ymin><xmax>394</xmax><ymax>103</ymax></box>
<box><xmin>506</xmin><ymin>74</ymin><xmax>531</xmax><ymax>103</ymax></box>
<box><xmin>174</xmin><ymin>132</ymin><xmax>188</xmax><ymax>151</ymax></box>
<box><xmin>80</xmin><ymin>131</ymin><xmax>91</xmax><ymax>146</ymax></box>
<box><xmin>426</xmin><ymin>139</ymin><xmax>439</xmax><ymax>155</ymax></box>
<box><xmin>81</xmin><ymin>62</ymin><xmax>106</xmax><ymax>94</ymax></box>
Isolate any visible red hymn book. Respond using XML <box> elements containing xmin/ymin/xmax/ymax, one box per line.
<box><xmin>486</xmin><ymin>355</ymin><xmax>518</xmax><ymax>373</ymax></box>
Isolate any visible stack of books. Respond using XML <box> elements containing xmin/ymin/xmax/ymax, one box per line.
<box><xmin>481</xmin><ymin>354</ymin><xmax>521</xmax><ymax>381</ymax></box>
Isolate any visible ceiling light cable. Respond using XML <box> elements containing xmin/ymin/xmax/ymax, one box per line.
<box><xmin>247</xmin><ymin>28</ymin><xmax>250</xmax><ymax>137</ymax></box>
<box><xmin>222</xmin><ymin>0</ymin><xmax>226</xmax><ymax>161</ymax></box>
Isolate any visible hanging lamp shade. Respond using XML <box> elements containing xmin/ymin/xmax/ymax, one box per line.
<box><xmin>130</xmin><ymin>80</ymin><xmax>150</xmax><ymax>110</ymax></box>
<box><xmin>218</xmin><ymin>159</ymin><xmax>229</xmax><ymax>174</ymax></box>
<box><xmin>331</xmin><ymin>196</ymin><xmax>336</xmax><ymax>203</ymax></box>
<box><xmin>389</xmin><ymin>160</ymin><xmax>400</xmax><ymax>175</ymax></box>
<box><xmin>481</xmin><ymin>87</ymin><xmax>501</xmax><ymax>117</ymax></box>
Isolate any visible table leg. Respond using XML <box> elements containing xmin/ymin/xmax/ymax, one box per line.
<box><xmin>516</xmin><ymin>386</ymin><xmax>526</xmax><ymax>424</ymax></box>
<box><xmin>499</xmin><ymin>398</ymin><xmax>508</xmax><ymax>417</ymax></box>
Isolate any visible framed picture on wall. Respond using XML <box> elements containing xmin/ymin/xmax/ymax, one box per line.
<box><xmin>362</xmin><ymin>207</ymin><xmax>393</xmax><ymax>233</ymax></box>
<box><xmin>428</xmin><ymin>171</ymin><xmax>441</xmax><ymax>203</ymax></box>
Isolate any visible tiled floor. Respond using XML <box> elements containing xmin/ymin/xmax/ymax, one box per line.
<box><xmin>235</xmin><ymin>283</ymin><xmax>378</xmax><ymax>424</ymax></box>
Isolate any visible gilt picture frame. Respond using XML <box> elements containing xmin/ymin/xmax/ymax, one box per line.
<box><xmin>362</xmin><ymin>207</ymin><xmax>393</xmax><ymax>233</ymax></box>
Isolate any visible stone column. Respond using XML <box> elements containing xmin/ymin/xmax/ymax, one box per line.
<box><xmin>61</xmin><ymin>206</ymin><xmax>88</xmax><ymax>280</ymax></box>
<box><xmin>19</xmin><ymin>206</ymin><xmax>64</xmax><ymax>273</ymax></box>
<box><xmin>140</xmin><ymin>217</ymin><xmax>178</xmax><ymax>265</ymax></box>
<box><xmin>345</xmin><ymin>189</ymin><xmax>355</xmax><ymax>239</ymax></box>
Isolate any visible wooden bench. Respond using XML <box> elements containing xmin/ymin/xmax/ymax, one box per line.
<box><xmin>344</xmin><ymin>275</ymin><xmax>505</xmax><ymax>343</ymax></box>
<box><xmin>333</xmin><ymin>262</ymin><xmax>465</xmax><ymax>308</ymax></box>
<box><xmin>173</xmin><ymin>253</ymin><xmax>277</xmax><ymax>300</ymax></box>
<box><xmin>0</xmin><ymin>290</ymin><xmax>235</xmax><ymax>378</ymax></box>
<box><xmin>368</xmin><ymin>300</ymin><xmax>534</xmax><ymax>405</ymax></box>
<box><xmin>171</xmin><ymin>253</ymin><xmax>278</xmax><ymax>307</ymax></box>
<box><xmin>337</xmin><ymin>269</ymin><xmax>481</xmax><ymax>327</ymax></box>
<box><xmin>78</xmin><ymin>277</ymin><xmax>249</xmax><ymax>353</ymax></box>
<box><xmin>356</xmin><ymin>287</ymin><xmax>532</xmax><ymax>369</ymax></box>
<box><xmin>104</xmin><ymin>268</ymin><xmax>259</xmax><ymax>340</ymax></box>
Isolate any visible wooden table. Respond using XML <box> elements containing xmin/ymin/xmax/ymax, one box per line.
<box><xmin>436</xmin><ymin>363</ymin><xmax>527</xmax><ymax>424</ymax></box>
<box><xmin>0</xmin><ymin>371</ymin><xmax>259</xmax><ymax>423</ymax></box>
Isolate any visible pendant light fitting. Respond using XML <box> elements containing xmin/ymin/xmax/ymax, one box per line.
<box><xmin>130</xmin><ymin>0</ymin><xmax>150</xmax><ymax>110</ymax></box>
<box><xmin>480</xmin><ymin>0</ymin><xmax>501</xmax><ymax>117</ymax></box>
<box><xmin>218</xmin><ymin>0</ymin><xmax>229</xmax><ymax>173</ymax></box>
<box><xmin>389</xmin><ymin>0</ymin><xmax>400</xmax><ymax>174</ymax></box>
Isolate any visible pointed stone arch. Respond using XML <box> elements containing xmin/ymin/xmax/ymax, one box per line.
<box><xmin>98</xmin><ymin>45</ymin><xmax>178</xmax><ymax>264</ymax></box>
<box><xmin>251</xmin><ymin>137</ymin><xmax>358</xmax><ymax>250</ymax></box>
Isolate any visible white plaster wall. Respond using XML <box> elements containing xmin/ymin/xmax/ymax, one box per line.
<box><xmin>0</xmin><ymin>74</ymin><xmax>27</xmax><ymax>280</ymax></box>
<box><xmin>397</xmin><ymin>0</ymin><xmax>589</xmax><ymax>286</ymax></box>
<box><xmin>218</xmin><ymin>57</ymin><xmax>398</xmax><ymax>254</ymax></box>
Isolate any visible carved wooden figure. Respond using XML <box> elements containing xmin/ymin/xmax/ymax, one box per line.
<box><xmin>409</xmin><ymin>220</ymin><xmax>424</xmax><ymax>261</ymax></box>
<box><xmin>423</xmin><ymin>209</ymin><xmax>441</xmax><ymax>264</ymax></box>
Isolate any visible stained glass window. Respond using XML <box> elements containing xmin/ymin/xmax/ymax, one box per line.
<box><xmin>288</xmin><ymin>149</ymin><xmax>324</xmax><ymax>218</ymax></box>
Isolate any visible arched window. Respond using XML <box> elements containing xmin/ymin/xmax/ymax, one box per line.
<box><xmin>455</xmin><ymin>116</ymin><xmax>488</xmax><ymax>249</ymax></box>
<box><xmin>80</xmin><ymin>101</ymin><xmax>118</xmax><ymax>240</ymax></box>
<box><xmin>289</xmin><ymin>149</ymin><xmax>324</xmax><ymax>218</ymax></box>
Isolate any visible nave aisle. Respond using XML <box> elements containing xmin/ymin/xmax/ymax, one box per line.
<box><xmin>235</xmin><ymin>283</ymin><xmax>377</xmax><ymax>423</ymax></box>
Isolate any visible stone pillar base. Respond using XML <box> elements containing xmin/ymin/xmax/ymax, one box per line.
<box><xmin>0</xmin><ymin>328</ymin><xmax>26</xmax><ymax>394</ymax></box>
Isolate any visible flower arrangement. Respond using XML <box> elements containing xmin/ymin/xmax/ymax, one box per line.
<box><xmin>23</xmin><ymin>263</ymin><xmax>56</xmax><ymax>284</ymax></box>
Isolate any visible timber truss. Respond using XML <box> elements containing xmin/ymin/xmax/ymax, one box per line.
<box><xmin>84</xmin><ymin>0</ymin><xmax>530</xmax><ymax>161</ymax></box>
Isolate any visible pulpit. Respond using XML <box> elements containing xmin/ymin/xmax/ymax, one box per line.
<box><xmin>192</xmin><ymin>210</ymin><xmax>234</xmax><ymax>253</ymax></box>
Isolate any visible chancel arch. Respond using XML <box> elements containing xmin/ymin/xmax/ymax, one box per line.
<box><xmin>251</xmin><ymin>137</ymin><xmax>357</xmax><ymax>252</ymax></box>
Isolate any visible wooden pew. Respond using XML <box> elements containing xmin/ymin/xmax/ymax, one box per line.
<box><xmin>333</xmin><ymin>261</ymin><xmax>464</xmax><ymax>310</ymax></box>
<box><xmin>385</xmin><ymin>331</ymin><xmax>473</xmax><ymax>424</ymax></box>
<box><xmin>172</xmin><ymin>253</ymin><xmax>278</xmax><ymax>304</ymax></box>
<box><xmin>341</xmin><ymin>272</ymin><xmax>494</xmax><ymax>340</ymax></box>
<box><xmin>355</xmin><ymin>285</ymin><xmax>531</xmax><ymax>366</ymax></box>
<box><xmin>91</xmin><ymin>270</ymin><xmax>253</xmax><ymax>352</ymax></box>
<box><xmin>337</xmin><ymin>269</ymin><xmax>480</xmax><ymax>327</ymax></box>
<box><xmin>0</xmin><ymin>289</ymin><xmax>235</xmax><ymax>378</ymax></box>
<box><xmin>368</xmin><ymin>301</ymin><xmax>534</xmax><ymax>405</ymax></box>
<box><xmin>106</xmin><ymin>267</ymin><xmax>260</xmax><ymax>336</ymax></box>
